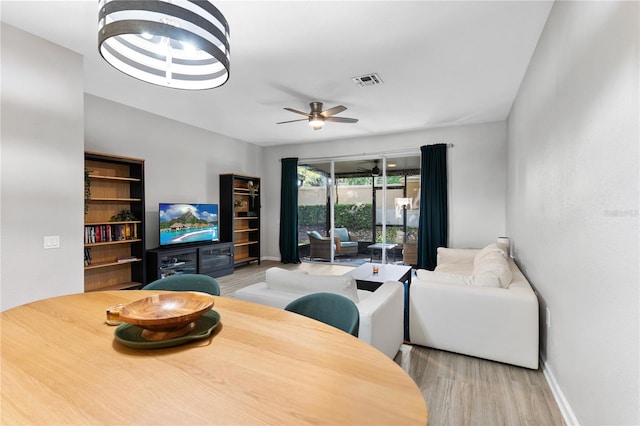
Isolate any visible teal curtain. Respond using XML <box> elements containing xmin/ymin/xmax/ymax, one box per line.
<box><xmin>417</xmin><ymin>144</ymin><xmax>448</xmax><ymax>270</ymax></box>
<box><xmin>279</xmin><ymin>158</ymin><xmax>301</xmax><ymax>263</ymax></box>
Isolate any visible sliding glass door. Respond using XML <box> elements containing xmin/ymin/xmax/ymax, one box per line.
<box><xmin>297</xmin><ymin>154</ymin><xmax>420</xmax><ymax>265</ymax></box>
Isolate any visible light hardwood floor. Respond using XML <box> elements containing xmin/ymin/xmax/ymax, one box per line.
<box><xmin>217</xmin><ymin>260</ymin><xmax>565</xmax><ymax>426</ymax></box>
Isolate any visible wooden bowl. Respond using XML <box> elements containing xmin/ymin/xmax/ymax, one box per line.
<box><xmin>119</xmin><ymin>292</ymin><xmax>215</xmax><ymax>341</ymax></box>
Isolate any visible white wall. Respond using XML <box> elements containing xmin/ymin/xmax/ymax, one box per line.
<box><xmin>262</xmin><ymin>121</ymin><xmax>508</xmax><ymax>259</ymax></box>
<box><xmin>0</xmin><ymin>24</ymin><xmax>263</xmax><ymax>311</ymax></box>
<box><xmin>1</xmin><ymin>24</ymin><xmax>85</xmax><ymax>310</ymax></box>
<box><xmin>84</xmin><ymin>95</ymin><xmax>264</xmax><ymax>250</ymax></box>
<box><xmin>507</xmin><ymin>2</ymin><xmax>639</xmax><ymax>424</ymax></box>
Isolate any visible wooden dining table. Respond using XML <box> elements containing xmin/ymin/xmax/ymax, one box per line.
<box><xmin>1</xmin><ymin>290</ymin><xmax>428</xmax><ymax>425</ymax></box>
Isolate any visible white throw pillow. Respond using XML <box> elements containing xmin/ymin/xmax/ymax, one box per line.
<box><xmin>266</xmin><ymin>267</ymin><xmax>359</xmax><ymax>302</ymax></box>
<box><xmin>474</xmin><ymin>243</ymin><xmax>507</xmax><ymax>266</ymax></box>
<box><xmin>473</xmin><ymin>251</ymin><xmax>512</xmax><ymax>288</ymax></box>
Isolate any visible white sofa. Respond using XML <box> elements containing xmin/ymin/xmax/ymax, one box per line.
<box><xmin>409</xmin><ymin>242</ymin><xmax>539</xmax><ymax>369</ymax></box>
<box><xmin>233</xmin><ymin>267</ymin><xmax>405</xmax><ymax>359</ymax></box>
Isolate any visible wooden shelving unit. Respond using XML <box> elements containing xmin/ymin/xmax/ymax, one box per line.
<box><xmin>84</xmin><ymin>152</ymin><xmax>145</xmax><ymax>292</ymax></box>
<box><xmin>220</xmin><ymin>174</ymin><xmax>261</xmax><ymax>267</ymax></box>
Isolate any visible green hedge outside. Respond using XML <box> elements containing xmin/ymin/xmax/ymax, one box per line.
<box><xmin>298</xmin><ymin>204</ymin><xmax>372</xmax><ymax>229</ymax></box>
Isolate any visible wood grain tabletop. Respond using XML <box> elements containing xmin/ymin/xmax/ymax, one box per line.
<box><xmin>1</xmin><ymin>290</ymin><xmax>427</xmax><ymax>425</ymax></box>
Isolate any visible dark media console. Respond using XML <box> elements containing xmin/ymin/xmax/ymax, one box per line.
<box><xmin>146</xmin><ymin>241</ymin><xmax>234</xmax><ymax>282</ymax></box>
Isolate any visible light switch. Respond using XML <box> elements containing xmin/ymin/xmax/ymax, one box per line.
<box><xmin>44</xmin><ymin>235</ymin><xmax>60</xmax><ymax>249</ymax></box>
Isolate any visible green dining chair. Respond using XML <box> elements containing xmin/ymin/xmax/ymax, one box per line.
<box><xmin>142</xmin><ymin>273</ymin><xmax>220</xmax><ymax>296</ymax></box>
<box><xmin>284</xmin><ymin>292</ymin><xmax>359</xmax><ymax>337</ymax></box>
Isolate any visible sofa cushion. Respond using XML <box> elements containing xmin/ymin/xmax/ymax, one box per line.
<box><xmin>308</xmin><ymin>230</ymin><xmax>323</xmax><ymax>239</ymax></box>
<box><xmin>265</xmin><ymin>267</ymin><xmax>359</xmax><ymax>302</ymax></box>
<box><xmin>334</xmin><ymin>227</ymin><xmax>349</xmax><ymax>242</ymax></box>
<box><xmin>420</xmin><ymin>258</ymin><xmax>512</xmax><ymax>288</ymax></box>
<box><xmin>416</xmin><ymin>269</ymin><xmax>469</xmax><ymax>285</ymax></box>
<box><xmin>340</xmin><ymin>241</ymin><xmax>358</xmax><ymax>248</ymax></box>
<box><xmin>434</xmin><ymin>263</ymin><xmax>473</xmax><ymax>275</ymax></box>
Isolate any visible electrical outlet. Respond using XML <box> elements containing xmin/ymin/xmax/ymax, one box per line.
<box><xmin>546</xmin><ymin>307</ymin><xmax>551</xmax><ymax>328</ymax></box>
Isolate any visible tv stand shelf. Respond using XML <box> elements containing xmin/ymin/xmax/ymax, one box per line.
<box><xmin>147</xmin><ymin>242</ymin><xmax>234</xmax><ymax>282</ymax></box>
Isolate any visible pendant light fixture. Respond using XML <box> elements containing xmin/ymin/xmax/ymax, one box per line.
<box><xmin>98</xmin><ymin>0</ymin><xmax>230</xmax><ymax>90</ymax></box>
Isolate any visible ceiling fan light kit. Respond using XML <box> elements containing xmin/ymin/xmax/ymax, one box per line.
<box><xmin>98</xmin><ymin>0</ymin><xmax>230</xmax><ymax>90</ymax></box>
<box><xmin>277</xmin><ymin>101</ymin><xmax>359</xmax><ymax>131</ymax></box>
<box><xmin>309</xmin><ymin>114</ymin><xmax>324</xmax><ymax>130</ymax></box>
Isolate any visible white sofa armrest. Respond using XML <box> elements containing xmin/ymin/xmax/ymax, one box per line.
<box><xmin>409</xmin><ymin>278</ymin><xmax>539</xmax><ymax>369</ymax></box>
<box><xmin>233</xmin><ymin>279</ymin><xmax>405</xmax><ymax>359</ymax></box>
<box><xmin>357</xmin><ymin>281</ymin><xmax>405</xmax><ymax>359</ymax></box>
<box><xmin>436</xmin><ymin>247</ymin><xmax>480</xmax><ymax>265</ymax></box>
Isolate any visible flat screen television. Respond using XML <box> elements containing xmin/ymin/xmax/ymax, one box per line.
<box><xmin>159</xmin><ymin>203</ymin><xmax>219</xmax><ymax>247</ymax></box>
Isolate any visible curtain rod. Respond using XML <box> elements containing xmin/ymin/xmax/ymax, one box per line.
<box><xmin>292</xmin><ymin>143</ymin><xmax>453</xmax><ymax>164</ymax></box>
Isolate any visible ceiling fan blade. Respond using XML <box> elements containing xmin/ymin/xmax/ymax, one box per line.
<box><xmin>276</xmin><ymin>118</ymin><xmax>308</xmax><ymax>124</ymax></box>
<box><xmin>284</xmin><ymin>107</ymin><xmax>311</xmax><ymax>117</ymax></box>
<box><xmin>325</xmin><ymin>116</ymin><xmax>359</xmax><ymax>123</ymax></box>
<box><xmin>320</xmin><ymin>105</ymin><xmax>347</xmax><ymax>117</ymax></box>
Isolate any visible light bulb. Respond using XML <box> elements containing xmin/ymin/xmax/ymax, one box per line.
<box><xmin>309</xmin><ymin>114</ymin><xmax>324</xmax><ymax>130</ymax></box>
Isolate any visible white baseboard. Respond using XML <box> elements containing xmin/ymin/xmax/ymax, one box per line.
<box><xmin>540</xmin><ymin>355</ymin><xmax>580</xmax><ymax>426</ymax></box>
<box><xmin>261</xmin><ymin>256</ymin><xmax>280</xmax><ymax>262</ymax></box>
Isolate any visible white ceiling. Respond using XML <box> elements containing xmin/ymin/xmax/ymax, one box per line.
<box><xmin>0</xmin><ymin>0</ymin><xmax>553</xmax><ymax>147</ymax></box>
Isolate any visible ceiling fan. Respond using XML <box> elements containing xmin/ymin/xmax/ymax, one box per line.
<box><xmin>356</xmin><ymin>159</ymin><xmax>381</xmax><ymax>176</ymax></box>
<box><xmin>371</xmin><ymin>160</ymin><xmax>381</xmax><ymax>176</ymax></box>
<box><xmin>276</xmin><ymin>102</ymin><xmax>358</xmax><ymax>130</ymax></box>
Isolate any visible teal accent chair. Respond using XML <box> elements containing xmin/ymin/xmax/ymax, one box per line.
<box><xmin>285</xmin><ymin>292</ymin><xmax>359</xmax><ymax>337</ymax></box>
<box><xmin>143</xmin><ymin>274</ymin><xmax>220</xmax><ymax>296</ymax></box>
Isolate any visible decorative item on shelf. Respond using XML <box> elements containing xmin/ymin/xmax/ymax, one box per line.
<box><xmin>110</xmin><ymin>210</ymin><xmax>138</xmax><ymax>222</ymax></box>
<box><xmin>248</xmin><ymin>181</ymin><xmax>259</xmax><ymax>207</ymax></box>
<box><xmin>97</xmin><ymin>0</ymin><xmax>230</xmax><ymax>90</ymax></box>
<box><xmin>84</xmin><ymin>169</ymin><xmax>92</xmax><ymax>214</ymax></box>
<box><xmin>497</xmin><ymin>237</ymin><xmax>512</xmax><ymax>258</ymax></box>
<box><xmin>234</xmin><ymin>199</ymin><xmax>247</xmax><ymax>209</ymax></box>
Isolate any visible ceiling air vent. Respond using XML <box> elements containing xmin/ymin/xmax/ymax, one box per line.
<box><xmin>352</xmin><ymin>73</ymin><xmax>383</xmax><ymax>87</ymax></box>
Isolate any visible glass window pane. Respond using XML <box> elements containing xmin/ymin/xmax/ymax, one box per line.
<box><xmin>297</xmin><ymin>165</ymin><xmax>330</xmax><ymax>260</ymax></box>
<box><xmin>336</xmin><ymin>175</ymin><xmax>372</xmax><ymax>242</ymax></box>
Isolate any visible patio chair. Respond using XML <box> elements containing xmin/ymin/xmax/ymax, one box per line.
<box><xmin>307</xmin><ymin>228</ymin><xmax>358</xmax><ymax>260</ymax></box>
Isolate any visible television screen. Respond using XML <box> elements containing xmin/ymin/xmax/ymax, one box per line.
<box><xmin>159</xmin><ymin>203</ymin><xmax>219</xmax><ymax>246</ymax></box>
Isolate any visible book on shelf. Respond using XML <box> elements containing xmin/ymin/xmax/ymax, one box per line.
<box><xmin>84</xmin><ymin>224</ymin><xmax>137</xmax><ymax>243</ymax></box>
<box><xmin>84</xmin><ymin>248</ymin><xmax>92</xmax><ymax>266</ymax></box>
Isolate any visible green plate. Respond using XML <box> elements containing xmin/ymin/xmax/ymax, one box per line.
<box><xmin>114</xmin><ymin>310</ymin><xmax>221</xmax><ymax>349</ymax></box>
